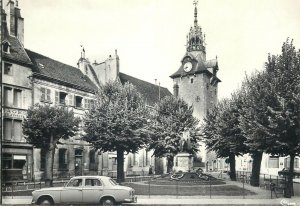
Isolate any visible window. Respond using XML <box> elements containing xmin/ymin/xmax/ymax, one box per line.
<box><xmin>3</xmin><ymin>87</ymin><xmax>22</xmax><ymax>108</ymax></box>
<box><xmin>67</xmin><ymin>179</ymin><xmax>82</xmax><ymax>187</ymax></box>
<box><xmin>59</xmin><ymin>149</ymin><xmax>68</xmax><ymax>170</ymax></box>
<box><xmin>295</xmin><ymin>158</ymin><xmax>299</xmax><ymax>168</ymax></box>
<box><xmin>3</xmin><ymin>118</ymin><xmax>23</xmax><ymax>142</ymax></box>
<box><xmin>112</xmin><ymin>157</ymin><xmax>117</xmax><ymax>165</ymax></box>
<box><xmin>89</xmin><ymin>150</ymin><xmax>97</xmax><ymax>170</ymax></box>
<box><xmin>191</xmin><ymin>78</ymin><xmax>194</xmax><ymax>84</ymax></box>
<box><xmin>13</xmin><ymin>120</ymin><xmax>22</xmax><ymax>142</ymax></box>
<box><xmin>85</xmin><ymin>179</ymin><xmax>101</xmax><ymax>186</ymax></box>
<box><xmin>4</xmin><ymin>63</ymin><xmax>12</xmax><ymax>75</ymax></box>
<box><xmin>75</xmin><ymin>96</ymin><xmax>83</xmax><ymax>108</ymax></box>
<box><xmin>285</xmin><ymin>157</ymin><xmax>300</xmax><ymax>169</ymax></box>
<box><xmin>4</xmin><ymin>119</ymin><xmax>12</xmax><ymax>141</ymax></box>
<box><xmin>2</xmin><ymin>154</ymin><xmax>26</xmax><ymax>169</ymax></box>
<box><xmin>55</xmin><ymin>91</ymin><xmax>67</xmax><ymax>105</ymax></box>
<box><xmin>40</xmin><ymin>88</ymin><xmax>51</xmax><ymax>102</ymax></box>
<box><xmin>4</xmin><ymin>87</ymin><xmax>13</xmax><ymax>106</ymax></box>
<box><xmin>84</xmin><ymin>99</ymin><xmax>94</xmax><ymax>109</ymax></box>
<box><xmin>268</xmin><ymin>157</ymin><xmax>279</xmax><ymax>168</ymax></box>
<box><xmin>2</xmin><ymin>42</ymin><xmax>10</xmax><ymax>53</ymax></box>
<box><xmin>13</xmin><ymin>89</ymin><xmax>22</xmax><ymax>108</ymax></box>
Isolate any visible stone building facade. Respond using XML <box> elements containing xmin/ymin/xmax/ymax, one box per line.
<box><xmin>170</xmin><ymin>2</ymin><xmax>221</xmax><ymax>171</ymax></box>
<box><xmin>2</xmin><ymin>0</ymin><xmax>33</xmax><ymax>181</ymax></box>
<box><xmin>1</xmin><ymin>0</ymin><xmax>171</xmax><ymax>182</ymax></box>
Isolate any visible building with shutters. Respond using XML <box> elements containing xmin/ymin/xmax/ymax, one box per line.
<box><xmin>1</xmin><ymin>0</ymin><xmax>171</xmax><ymax>182</ymax></box>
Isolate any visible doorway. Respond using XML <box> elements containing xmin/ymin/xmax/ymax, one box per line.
<box><xmin>75</xmin><ymin>149</ymin><xmax>83</xmax><ymax>176</ymax></box>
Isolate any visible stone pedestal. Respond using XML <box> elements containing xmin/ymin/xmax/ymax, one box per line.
<box><xmin>173</xmin><ymin>153</ymin><xmax>193</xmax><ymax>172</ymax></box>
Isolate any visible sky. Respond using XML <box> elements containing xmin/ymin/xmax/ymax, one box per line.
<box><xmin>18</xmin><ymin>0</ymin><xmax>300</xmax><ymax>99</ymax></box>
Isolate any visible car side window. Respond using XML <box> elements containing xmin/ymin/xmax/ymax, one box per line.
<box><xmin>85</xmin><ymin>179</ymin><xmax>101</xmax><ymax>186</ymax></box>
<box><xmin>67</xmin><ymin>179</ymin><xmax>82</xmax><ymax>187</ymax></box>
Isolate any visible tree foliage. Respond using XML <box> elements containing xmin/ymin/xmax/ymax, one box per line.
<box><xmin>201</xmin><ymin>38</ymin><xmax>300</xmax><ymax>191</ymax></box>
<box><xmin>202</xmin><ymin>95</ymin><xmax>246</xmax><ymax>180</ymax></box>
<box><xmin>23</xmin><ymin>104</ymin><xmax>80</xmax><ymax>186</ymax></box>
<box><xmin>83</xmin><ymin>81</ymin><xmax>151</xmax><ymax>182</ymax></box>
<box><xmin>148</xmin><ymin>96</ymin><xmax>200</xmax><ymax>172</ymax></box>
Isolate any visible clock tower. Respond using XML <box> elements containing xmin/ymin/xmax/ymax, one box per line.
<box><xmin>170</xmin><ymin>1</ymin><xmax>221</xmax><ymax>123</ymax></box>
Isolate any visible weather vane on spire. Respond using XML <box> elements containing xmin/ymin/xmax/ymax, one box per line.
<box><xmin>193</xmin><ymin>0</ymin><xmax>198</xmax><ymax>26</ymax></box>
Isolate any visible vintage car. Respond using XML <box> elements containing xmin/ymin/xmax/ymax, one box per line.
<box><xmin>31</xmin><ymin>176</ymin><xmax>137</xmax><ymax>205</ymax></box>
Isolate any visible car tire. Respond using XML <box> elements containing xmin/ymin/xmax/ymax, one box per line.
<box><xmin>37</xmin><ymin>196</ymin><xmax>54</xmax><ymax>205</ymax></box>
<box><xmin>100</xmin><ymin>197</ymin><xmax>115</xmax><ymax>206</ymax></box>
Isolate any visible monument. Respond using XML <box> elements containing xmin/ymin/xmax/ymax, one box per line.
<box><xmin>173</xmin><ymin>128</ymin><xmax>193</xmax><ymax>172</ymax></box>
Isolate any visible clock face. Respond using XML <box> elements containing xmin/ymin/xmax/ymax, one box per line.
<box><xmin>183</xmin><ymin>62</ymin><xmax>192</xmax><ymax>72</ymax></box>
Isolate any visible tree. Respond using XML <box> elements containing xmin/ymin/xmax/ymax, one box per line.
<box><xmin>239</xmin><ymin>39</ymin><xmax>300</xmax><ymax>189</ymax></box>
<box><xmin>83</xmin><ymin>81</ymin><xmax>151</xmax><ymax>182</ymax></box>
<box><xmin>202</xmin><ymin>95</ymin><xmax>247</xmax><ymax>181</ymax></box>
<box><xmin>263</xmin><ymin>39</ymin><xmax>300</xmax><ymax>197</ymax></box>
<box><xmin>23</xmin><ymin>104</ymin><xmax>80</xmax><ymax>187</ymax></box>
<box><xmin>148</xmin><ymin>96</ymin><xmax>200</xmax><ymax>173</ymax></box>
<box><xmin>239</xmin><ymin>70</ymin><xmax>275</xmax><ymax>186</ymax></box>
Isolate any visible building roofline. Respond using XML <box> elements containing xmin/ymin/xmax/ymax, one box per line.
<box><xmin>32</xmin><ymin>72</ymin><xmax>97</xmax><ymax>94</ymax></box>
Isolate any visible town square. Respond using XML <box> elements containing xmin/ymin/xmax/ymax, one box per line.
<box><xmin>1</xmin><ymin>0</ymin><xmax>300</xmax><ymax>205</ymax></box>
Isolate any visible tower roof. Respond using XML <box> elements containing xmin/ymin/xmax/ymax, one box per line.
<box><xmin>170</xmin><ymin>52</ymin><xmax>220</xmax><ymax>80</ymax></box>
<box><xmin>186</xmin><ymin>0</ymin><xmax>205</xmax><ymax>53</ymax></box>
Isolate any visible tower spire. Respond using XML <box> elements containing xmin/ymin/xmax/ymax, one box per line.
<box><xmin>186</xmin><ymin>0</ymin><xmax>205</xmax><ymax>54</ymax></box>
<box><xmin>193</xmin><ymin>0</ymin><xmax>198</xmax><ymax>26</ymax></box>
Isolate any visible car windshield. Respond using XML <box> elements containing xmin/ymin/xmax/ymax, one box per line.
<box><xmin>109</xmin><ymin>178</ymin><xmax>118</xmax><ymax>186</ymax></box>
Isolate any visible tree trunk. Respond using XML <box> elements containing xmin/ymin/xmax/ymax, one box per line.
<box><xmin>167</xmin><ymin>156</ymin><xmax>174</xmax><ymax>173</ymax></box>
<box><xmin>285</xmin><ymin>154</ymin><xmax>295</xmax><ymax>198</ymax></box>
<box><xmin>117</xmin><ymin>149</ymin><xmax>125</xmax><ymax>183</ymax></box>
<box><xmin>45</xmin><ymin>134</ymin><xmax>55</xmax><ymax>187</ymax></box>
<box><xmin>250</xmin><ymin>151</ymin><xmax>263</xmax><ymax>187</ymax></box>
<box><xmin>229</xmin><ymin>153</ymin><xmax>236</xmax><ymax>181</ymax></box>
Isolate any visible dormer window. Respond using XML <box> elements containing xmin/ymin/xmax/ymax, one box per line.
<box><xmin>2</xmin><ymin>41</ymin><xmax>11</xmax><ymax>53</ymax></box>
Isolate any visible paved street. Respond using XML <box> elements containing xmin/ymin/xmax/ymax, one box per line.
<box><xmin>3</xmin><ymin>195</ymin><xmax>300</xmax><ymax>205</ymax></box>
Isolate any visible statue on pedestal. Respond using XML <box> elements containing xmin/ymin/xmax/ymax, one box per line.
<box><xmin>179</xmin><ymin>127</ymin><xmax>191</xmax><ymax>152</ymax></box>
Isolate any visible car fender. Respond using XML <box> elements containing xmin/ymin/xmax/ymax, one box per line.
<box><xmin>99</xmin><ymin>194</ymin><xmax>117</xmax><ymax>203</ymax></box>
<box><xmin>36</xmin><ymin>193</ymin><xmax>57</xmax><ymax>204</ymax></box>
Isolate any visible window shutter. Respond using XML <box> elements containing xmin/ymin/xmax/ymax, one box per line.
<box><xmin>46</xmin><ymin>89</ymin><xmax>51</xmax><ymax>101</ymax></box>
<box><xmin>84</xmin><ymin>99</ymin><xmax>88</xmax><ymax>109</ymax></box>
<box><xmin>40</xmin><ymin>88</ymin><xmax>45</xmax><ymax>101</ymax></box>
<box><xmin>55</xmin><ymin>91</ymin><xmax>59</xmax><ymax>105</ymax></box>
<box><xmin>68</xmin><ymin>94</ymin><xmax>73</xmax><ymax>106</ymax></box>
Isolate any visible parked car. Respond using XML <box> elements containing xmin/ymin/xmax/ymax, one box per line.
<box><xmin>31</xmin><ymin>176</ymin><xmax>137</xmax><ymax>205</ymax></box>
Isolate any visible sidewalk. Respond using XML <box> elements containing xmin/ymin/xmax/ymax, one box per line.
<box><xmin>3</xmin><ymin>195</ymin><xmax>300</xmax><ymax>205</ymax></box>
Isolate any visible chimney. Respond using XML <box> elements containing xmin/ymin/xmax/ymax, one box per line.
<box><xmin>5</xmin><ymin>0</ymin><xmax>24</xmax><ymax>44</ymax></box>
<box><xmin>1</xmin><ymin>9</ymin><xmax>9</xmax><ymax>36</ymax></box>
<box><xmin>15</xmin><ymin>5</ymin><xmax>24</xmax><ymax>45</ymax></box>
<box><xmin>8</xmin><ymin>0</ymin><xmax>16</xmax><ymax>36</ymax></box>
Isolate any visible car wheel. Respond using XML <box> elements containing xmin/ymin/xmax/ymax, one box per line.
<box><xmin>100</xmin><ymin>197</ymin><xmax>115</xmax><ymax>206</ymax></box>
<box><xmin>37</xmin><ymin>196</ymin><xmax>54</xmax><ymax>205</ymax></box>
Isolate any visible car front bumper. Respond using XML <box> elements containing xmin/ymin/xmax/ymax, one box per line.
<box><xmin>124</xmin><ymin>196</ymin><xmax>137</xmax><ymax>203</ymax></box>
